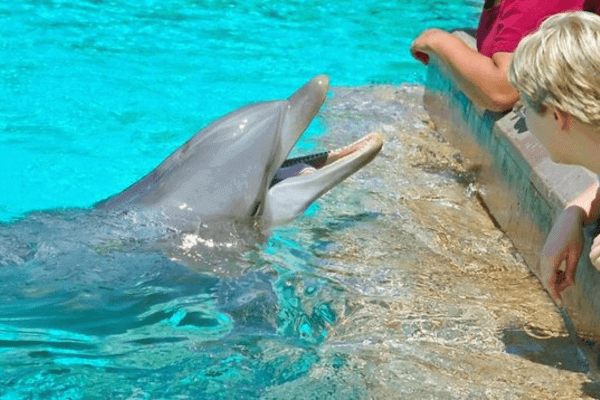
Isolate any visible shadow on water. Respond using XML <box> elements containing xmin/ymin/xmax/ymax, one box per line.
<box><xmin>574</xmin><ymin>336</ymin><xmax>600</xmax><ymax>399</ymax></box>
<box><xmin>499</xmin><ymin>307</ymin><xmax>600</xmax><ymax>398</ymax></box>
<box><xmin>501</xmin><ymin>326</ymin><xmax>588</xmax><ymax>373</ymax></box>
<box><xmin>323</xmin><ymin>211</ymin><xmax>381</xmax><ymax>232</ymax></box>
<box><xmin>306</xmin><ymin>211</ymin><xmax>382</xmax><ymax>243</ymax></box>
<box><xmin>584</xmin><ymin>382</ymin><xmax>600</xmax><ymax>399</ymax></box>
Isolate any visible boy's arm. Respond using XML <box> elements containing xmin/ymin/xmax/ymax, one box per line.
<box><xmin>544</xmin><ymin>181</ymin><xmax>600</xmax><ymax>301</ymax></box>
<box><xmin>566</xmin><ymin>180</ymin><xmax>600</xmax><ymax>224</ymax></box>
<box><xmin>410</xmin><ymin>29</ymin><xmax>519</xmax><ymax>112</ymax></box>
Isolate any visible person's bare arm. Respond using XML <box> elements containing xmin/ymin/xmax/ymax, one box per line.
<box><xmin>411</xmin><ymin>29</ymin><xmax>519</xmax><ymax>112</ymax></box>
<box><xmin>567</xmin><ymin>180</ymin><xmax>600</xmax><ymax>224</ymax></box>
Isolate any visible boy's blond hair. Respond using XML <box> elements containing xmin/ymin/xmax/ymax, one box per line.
<box><xmin>507</xmin><ymin>11</ymin><xmax>600</xmax><ymax>126</ymax></box>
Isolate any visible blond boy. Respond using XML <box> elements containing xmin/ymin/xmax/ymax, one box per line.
<box><xmin>507</xmin><ymin>11</ymin><xmax>600</xmax><ymax>301</ymax></box>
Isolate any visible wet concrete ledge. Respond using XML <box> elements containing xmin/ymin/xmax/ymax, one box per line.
<box><xmin>422</xmin><ymin>31</ymin><xmax>600</xmax><ymax>344</ymax></box>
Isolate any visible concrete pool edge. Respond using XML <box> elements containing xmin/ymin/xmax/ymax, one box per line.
<box><xmin>422</xmin><ymin>31</ymin><xmax>600</xmax><ymax>345</ymax></box>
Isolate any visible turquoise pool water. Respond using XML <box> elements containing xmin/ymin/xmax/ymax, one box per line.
<box><xmin>1</xmin><ymin>0</ymin><xmax>482</xmax><ymax>221</ymax></box>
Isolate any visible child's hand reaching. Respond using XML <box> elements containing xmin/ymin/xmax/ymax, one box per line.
<box><xmin>542</xmin><ymin>206</ymin><xmax>584</xmax><ymax>301</ymax></box>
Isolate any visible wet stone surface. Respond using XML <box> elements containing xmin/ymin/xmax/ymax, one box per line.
<box><xmin>263</xmin><ymin>84</ymin><xmax>596</xmax><ymax>399</ymax></box>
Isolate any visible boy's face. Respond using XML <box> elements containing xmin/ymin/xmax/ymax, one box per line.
<box><xmin>523</xmin><ymin>105</ymin><xmax>571</xmax><ymax>164</ymax></box>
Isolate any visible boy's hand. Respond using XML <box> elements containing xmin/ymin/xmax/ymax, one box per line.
<box><xmin>542</xmin><ymin>206</ymin><xmax>584</xmax><ymax>301</ymax></box>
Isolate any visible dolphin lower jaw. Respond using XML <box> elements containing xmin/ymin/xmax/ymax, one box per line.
<box><xmin>262</xmin><ymin>132</ymin><xmax>384</xmax><ymax>228</ymax></box>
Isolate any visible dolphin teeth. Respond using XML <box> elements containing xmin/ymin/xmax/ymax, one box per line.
<box><xmin>280</xmin><ymin>151</ymin><xmax>329</xmax><ymax>169</ymax></box>
<box><xmin>270</xmin><ymin>132</ymin><xmax>383</xmax><ymax>189</ymax></box>
<box><xmin>286</xmin><ymin>132</ymin><xmax>382</xmax><ymax>170</ymax></box>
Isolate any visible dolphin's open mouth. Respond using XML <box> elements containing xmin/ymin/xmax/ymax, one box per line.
<box><xmin>258</xmin><ymin>74</ymin><xmax>383</xmax><ymax>228</ymax></box>
<box><xmin>270</xmin><ymin>132</ymin><xmax>383</xmax><ymax>187</ymax></box>
<box><xmin>262</xmin><ymin>131</ymin><xmax>383</xmax><ymax>226</ymax></box>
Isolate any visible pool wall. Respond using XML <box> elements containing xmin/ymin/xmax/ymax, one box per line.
<box><xmin>423</xmin><ymin>32</ymin><xmax>600</xmax><ymax>344</ymax></box>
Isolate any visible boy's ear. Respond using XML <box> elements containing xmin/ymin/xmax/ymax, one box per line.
<box><xmin>554</xmin><ymin>108</ymin><xmax>572</xmax><ymax>131</ymax></box>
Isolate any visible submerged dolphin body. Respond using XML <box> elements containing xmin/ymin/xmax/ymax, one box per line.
<box><xmin>98</xmin><ymin>75</ymin><xmax>383</xmax><ymax>229</ymax></box>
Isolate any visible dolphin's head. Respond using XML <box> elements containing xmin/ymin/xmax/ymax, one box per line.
<box><xmin>98</xmin><ymin>75</ymin><xmax>382</xmax><ymax>230</ymax></box>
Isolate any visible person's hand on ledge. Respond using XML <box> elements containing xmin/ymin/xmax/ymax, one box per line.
<box><xmin>542</xmin><ymin>206</ymin><xmax>584</xmax><ymax>301</ymax></box>
<box><xmin>410</xmin><ymin>28</ymin><xmax>518</xmax><ymax>112</ymax></box>
<box><xmin>410</xmin><ymin>29</ymin><xmax>446</xmax><ymax>66</ymax></box>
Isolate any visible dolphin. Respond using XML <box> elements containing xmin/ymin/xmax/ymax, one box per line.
<box><xmin>0</xmin><ymin>75</ymin><xmax>382</xmax><ymax>346</ymax></box>
<box><xmin>97</xmin><ymin>75</ymin><xmax>383</xmax><ymax>229</ymax></box>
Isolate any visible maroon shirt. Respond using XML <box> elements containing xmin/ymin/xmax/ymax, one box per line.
<box><xmin>476</xmin><ymin>0</ymin><xmax>600</xmax><ymax>57</ymax></box>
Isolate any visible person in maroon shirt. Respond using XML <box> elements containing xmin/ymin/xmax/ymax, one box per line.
<box><xmin>410</xmin><ymin>0</ymin><xmax>600</xmax><ymax>112</ymax></box>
